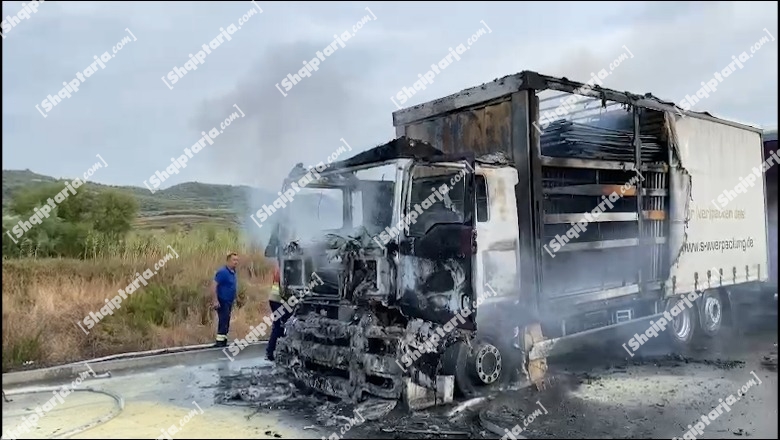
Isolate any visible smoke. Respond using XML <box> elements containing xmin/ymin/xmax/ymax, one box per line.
<box><xmin>189</xmin><ymin>41</ymin><xmax>378</xmax><ymax>244</ymax></box>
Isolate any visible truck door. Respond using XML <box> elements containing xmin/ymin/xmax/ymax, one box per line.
<box><xmin>472</xmin><ymin>167</ymin><xmax>523</xmax><ymax>332</ymax></box>
<box><xmin>397</xmin><ymin>159</ymin><xmax>477</xmax><ymax>329</ymax></box>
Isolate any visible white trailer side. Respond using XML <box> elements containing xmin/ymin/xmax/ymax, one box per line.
<box><xmin>669</xmin><ymin>117</ymin><xmax>770</xmax><ymax>296</ymax></box>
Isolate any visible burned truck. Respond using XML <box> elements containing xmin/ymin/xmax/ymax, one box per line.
<box><xmin>267</xmin><ymin>70</ymin><xmax>774</xmax><ymax>408</ymax></box>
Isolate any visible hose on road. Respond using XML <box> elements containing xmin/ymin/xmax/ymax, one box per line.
<box><xmin>2</xmin><ymin>386</ymin><xmax>125</xmax><ymax>439</ymax></box>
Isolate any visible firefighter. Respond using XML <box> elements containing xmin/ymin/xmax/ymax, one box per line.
<box><xmin>266</xmin><ymin>264</ymin><xmax>289</xmax><ymax>361</ymax></box>
<box><xmin>212</xmin><ymin>252</ymin><xmax>239</xmax><ymax>348</ymax></box>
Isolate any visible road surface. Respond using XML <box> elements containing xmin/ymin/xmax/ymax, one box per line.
<box><xmin>2</xmin><ymin>320</ymin><xmax>776</xmax><ymax>439</ymax></box>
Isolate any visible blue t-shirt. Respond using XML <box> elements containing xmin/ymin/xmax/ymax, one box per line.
<box><xmin>215</xmin><ymin>266</ymin><xmax>237</xmax><ymax>302</ymax></box>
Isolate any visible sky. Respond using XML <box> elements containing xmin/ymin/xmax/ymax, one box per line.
<box><xmin>2</xmin><ymin>1</ymin><xmax>778</xmax><ymax>192</ymax></box>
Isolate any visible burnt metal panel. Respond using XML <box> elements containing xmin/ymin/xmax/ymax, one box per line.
<box><xmin>545</xmin><ymin>212</ymin><xmax>639</xmax><ymax>224</ymax></box>
<box><xmin>556</xmin><ymin>237</ymin><xmax>667</xmax><ymax>253</ymax></box>
<box><xmin>393</xmin><ymin>77</ymin><xmax>522</xmax><ymax>126</ymax></box>
<box><xmin>763</xmin><ymin>134</ymin><xmax>777</xmax><ymax>285</ymax></box>
<box><xmin>485</xmin><ymin>101</ymin><xmax>512</xmax><ymax>155</ymax></box>
<box><xmin>539</xmin><ymin>156</ymin><xmax>659</xmax><ymax>172</ymax></box>
<box><xmin>510</xmin><ymin>90</ymin><xmax>541</xmax><ymax>313</ymax></box>
<box><xmin>392</xmin><ymin>71</ymin><xmax>762</xmax><ymax>135</ymax></box>
<box><xmin>405</xmin><ymin>122</ymin><xmax>432</xmax><ymax>145</ymax></box>
<box><xmin>459</xmin><ymin>110</ymin><xmax>484</xmax><ymax>155</ymax></box>
<box><xmin>634</xmin><ymin>107</ymin><xmax>645</xmax><ymax>294</ymax></box>
<box><xmin>522</xmin><ymin>71</ymin><xmax>763</xmax><ymax>134</ymax></box>
<box><xmin>544</xmin><ymin>184</ymin><xmax>639</xmax><ymax>197</ymax></box>
<box><xmin>397</xmin><ymin>101</ymin><xmax>515</xmax><ymax>159</ymax></box>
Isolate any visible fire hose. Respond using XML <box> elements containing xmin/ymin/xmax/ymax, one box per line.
<box><xmin>2</xmin><ymin>385</ymin><xmax>125</xmax><ymax>439</ymax></box>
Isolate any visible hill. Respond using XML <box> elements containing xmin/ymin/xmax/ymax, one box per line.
<box><xmin>2</xmin><ymin>169</ymin><xmax>278</xmax><ymax>233</ymax></box>
<box><xmin>2</xmin><ymin>169</ymin><xmax>343</xmax><ymax>241</ymax></box>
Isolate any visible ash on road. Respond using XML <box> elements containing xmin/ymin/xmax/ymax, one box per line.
<box><xmin>218</xmin><ymin>319</ymin><xmax>777</xmax><ymax>439</ymax></box>
<box><xmin>2</xmin><ymin>319</ymin><xmax>775</xmax><ymax>439</ymax></box>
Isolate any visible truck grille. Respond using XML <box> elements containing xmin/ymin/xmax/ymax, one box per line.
<box><xmin>276</xmin><ymin>313</ymin><xmax>406</xmax><ymax>402</ymax></box>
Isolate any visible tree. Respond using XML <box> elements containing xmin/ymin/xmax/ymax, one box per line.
<box><xmin>89</xmin><ymin>190</ymin><xmax>138</xmax><ymax>239</ymax></box>
<box><xmin>5</xmin><ymin>184</ymin><xmax>139</xmax><ymax>259</ymax></box>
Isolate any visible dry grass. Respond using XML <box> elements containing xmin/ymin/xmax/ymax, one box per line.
<box><xmin>1</xmin><ymin>228</ymin><xmax>274</xmax><ymax>372</ymax></box>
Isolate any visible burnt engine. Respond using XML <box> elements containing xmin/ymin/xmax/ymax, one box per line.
<box><xmin>275</xmin><ymin>237</ymin><xmax>410</xmax><ymax>402</ymax></box>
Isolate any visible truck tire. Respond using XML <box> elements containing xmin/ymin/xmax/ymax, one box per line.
<box><xmin>698</xmin><ymin>290</ymin><xmax>723</xmax><ymax>338</ymax></box>
<box><xmin>666</xmin><ymin>296</ymin><xmax>699</xmax><ymax>349</ymax></box>
<box><xmin>441</xmin><ymin>341</ymin><xmax>475</xmax><ymax>397</ymax></box>
<box><xmin>469</xmin><ymin>330</ymin><xmax>523</xmax><ymax>390</ymax></box>
<box><xmin>442</xmin><ymin>332</ymin><xmax>522</xmax><ymax>397</ymax></box>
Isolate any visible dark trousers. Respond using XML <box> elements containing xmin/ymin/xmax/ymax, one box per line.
<box><xmin>216</xmin><ymin>300</ymin><xmax>233</xmax><ymax>340</ymax></box>
<box><xmin>266</xmin><ymin>300</ymin><xmax>291</xmax><ymax>358</ymax></box>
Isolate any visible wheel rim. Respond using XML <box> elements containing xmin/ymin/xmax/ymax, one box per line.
<box><xmin>672</xmin><ymin>307</ymin><xmax>692</xmax><ymax>340</ymax></box>
<box><xmin>474</xmin><ymin>344</ymin><xmax>502</xmax><ymax>385</ymax></box>
<box><xmin>702</xmin><ymin>295</ymin><xmax>722</xmax><ymax>332</ymax></box>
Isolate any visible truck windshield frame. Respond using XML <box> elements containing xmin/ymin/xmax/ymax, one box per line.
<box><xmin>281</xmin><ymin>160</ymin><xmax>404</xmax><ymax>241</ymax></box>
<box><xmin>406</xmin><ymin>163</ymin><xmax>470</xmax><ymax>237</ymax></box>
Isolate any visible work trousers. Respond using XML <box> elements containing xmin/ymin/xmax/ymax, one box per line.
<box><xmin>216</xmin><ymin>300</ymin><xmax>234</xmax><ymax>341</ymax></box>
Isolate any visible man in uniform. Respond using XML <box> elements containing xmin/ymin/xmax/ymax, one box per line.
<box><xmin>212</xmin><ymin>252</ymin><xmax>239</xmax><ymax>347</ymax></box>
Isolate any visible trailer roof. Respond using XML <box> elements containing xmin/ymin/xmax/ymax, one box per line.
<box><xmin>309</xmin><ymin>136</ymin><xmax>510</xmax><ymax>173</ymax></box>
<box><xmin>330</xmin><ymin>136</ymin><xmax>443</xmax><ymax>169</ymax></box>
<box><xmin>391</xmin><ymin>70</ymin><xmax>763</xmax><ymax>134</ymax></box>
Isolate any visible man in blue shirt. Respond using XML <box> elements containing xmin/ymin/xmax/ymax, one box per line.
<box><xmin>212</xmin><ymin>252</ymin><xmax>239</xmax><ymax>347</ymax></box>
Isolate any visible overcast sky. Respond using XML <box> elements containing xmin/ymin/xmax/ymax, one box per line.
<box><xmin>2</xmin><ymin>1</ymin><xmax>778</xmax><ymax>191</ymax></box>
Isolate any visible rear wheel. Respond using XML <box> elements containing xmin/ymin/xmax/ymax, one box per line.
<box><xmin>699</xmin><ymin>290</ymin><xmax>724</xmax><ymax>338</ymax></box>
<box><xmin>666</xmin><ymin>297</ymin><xmax>698</xmax><ymax>349</ymax></box>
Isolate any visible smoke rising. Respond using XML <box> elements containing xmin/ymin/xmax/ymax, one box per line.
<box><xmin>189</xmin><ymin>41</ymin><xmax>378</xmax><ymax>244</ymax></box>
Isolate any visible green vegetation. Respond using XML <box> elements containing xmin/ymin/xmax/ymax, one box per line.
<box><xmin>1</xmin><ymin>169</ymin><xmax>275</xmax><ymax>371</ymax></box>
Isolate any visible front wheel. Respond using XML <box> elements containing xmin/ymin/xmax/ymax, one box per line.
<box><xmin>445</xmin><ymin>330</ymin><xmax>523</xmax><ymax>397</ymax></box>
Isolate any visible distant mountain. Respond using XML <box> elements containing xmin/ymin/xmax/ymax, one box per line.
<box><xmin>2</xmin><ymin>169</ymin><xmax>342</xmax><ymax>240</ymax></box>
<box><xmin>2</xmin><ymin>169</ymin><xmax>284</xmax><ymax>233</ymax></box>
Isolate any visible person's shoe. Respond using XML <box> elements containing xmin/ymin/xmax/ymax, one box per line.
<box><xmin>213</xmin><ymin>340</ymin><xmax>227</xmax><ymax>348</ymax></box>
<box><xmin>265</xmin><ymin>353</ymin><xmax>275</xmax><ymax>362</ymax></box>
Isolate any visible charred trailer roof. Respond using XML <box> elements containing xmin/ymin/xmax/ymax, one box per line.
<box><xmin>391</xmin><ymin>70</ymin><xmax>761</xmax><ymax>157</ymax></box>
<box><xmin>321</xmin><ymin>136</ymin><xmax>510</xmax><ymax>173</ymax></box>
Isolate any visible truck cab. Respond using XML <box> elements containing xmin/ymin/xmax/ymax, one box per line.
<box><xmin>268</xmin><ymin>138</ymin><xmax>532</xmax><ymax>406</ymax></box>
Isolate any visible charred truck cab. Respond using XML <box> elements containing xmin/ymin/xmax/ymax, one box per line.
<box><xmin>269</xmin><ymin>70</ymin><xmax>774</xmax><ymax>409</ymax></box>
<box><xmin>268</xmin><ymin>139</ymin><xmax>534</xmax><ymax>408</ymax></box>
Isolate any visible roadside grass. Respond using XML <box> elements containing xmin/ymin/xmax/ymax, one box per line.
<box><xmin>1</xmin><ymin>228</ymin><xmax>273</xmax><ymax>372</ymax></box>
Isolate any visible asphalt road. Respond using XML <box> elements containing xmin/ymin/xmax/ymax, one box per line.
<box><xmin>2</xmin><ymin>316</ymin><xmax>776</xmax><ymax>439</ymax></box>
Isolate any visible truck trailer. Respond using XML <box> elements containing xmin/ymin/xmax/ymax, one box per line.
<box><xmin>268</xmin><ymin>70</ymin><xmax>775</xmax><ymax>409</ymax></box>
<box><xmin>764</xmin><ymin>129</ymin><xmax>777</xmax><ymax>292</ymax></box>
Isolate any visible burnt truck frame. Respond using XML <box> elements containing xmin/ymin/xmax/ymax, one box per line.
<box><xmin>270</xmin><ymin>70</ymin><xmax>775</xmax><ymax>408</ymax></box>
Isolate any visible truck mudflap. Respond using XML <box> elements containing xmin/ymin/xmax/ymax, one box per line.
<box><xmin>276</xmin><ymin>313</ymin><xmax>407</xmax><ymax>402</ymax></box>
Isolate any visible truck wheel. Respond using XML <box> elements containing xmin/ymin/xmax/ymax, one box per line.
<box><xmin>468</xmin><ymin>331</ymin><xmax>523</xmax><ymax>390</ymax></box>
<box><xmin>666</xmin><ymin>297</ymin><xmax>698</xmax><ymax>349</ymax></box>
<box><xmin>441</xmin><ymin>341</ymin><xmax>476</xmax><ymax>397</ymax></box>
<box><xmin>469</xmin><ymin>341</ymin><xmax>503</xmax><ymax>386</ymax></box>
<box><xmin>442</xmin><ymin>333</ymin><xmax>523</xmax><ymax>397</ymax></box>
<box><xmin>698</xmin><ymin>290</ymin><xmax>723</xmax><ymax>338</ymax></box>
